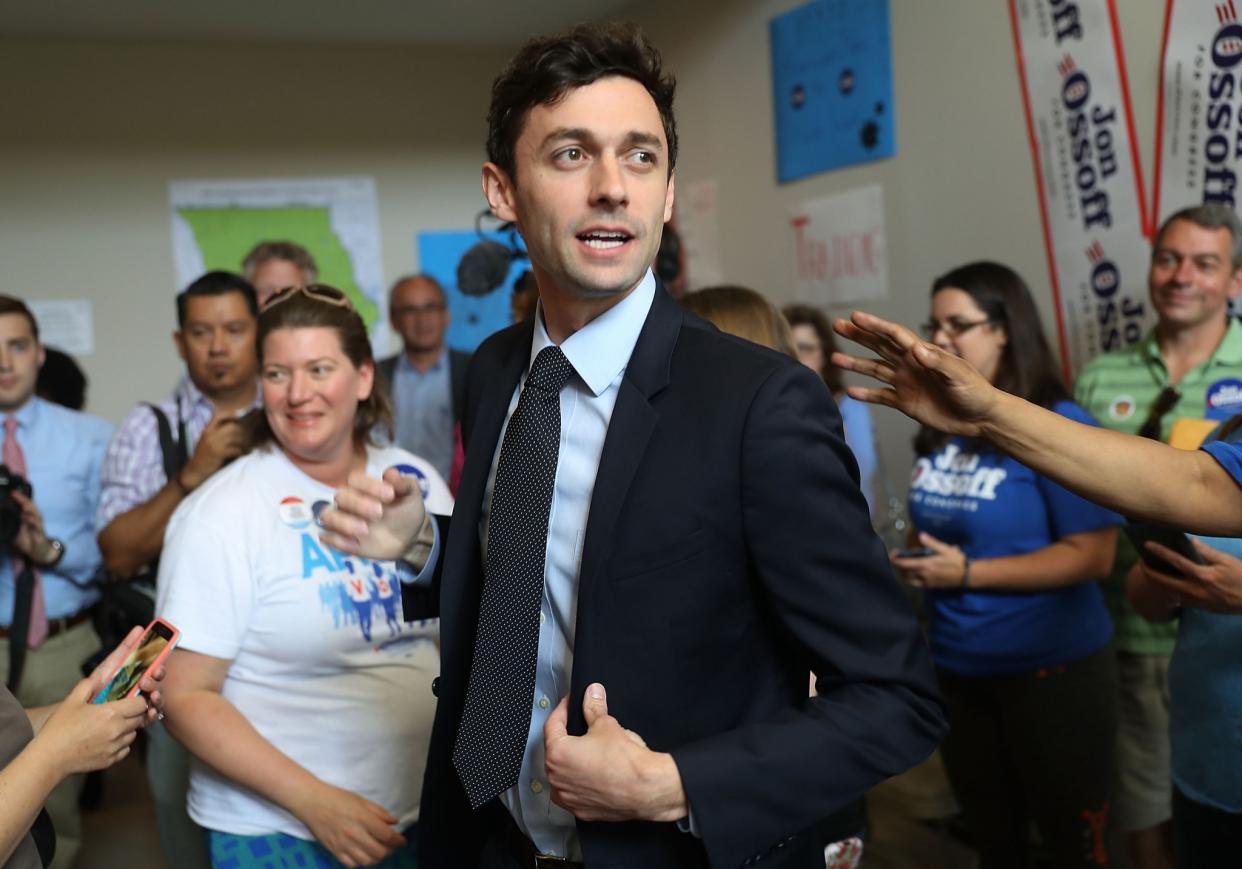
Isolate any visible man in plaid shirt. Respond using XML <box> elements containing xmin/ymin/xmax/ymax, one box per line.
<box><xmin>95</xmin><ymin>270</ymin><xmax>260</xmax><ymax>869</ymax></box>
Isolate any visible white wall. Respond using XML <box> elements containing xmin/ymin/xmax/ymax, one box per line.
<box><xmin>0</xmin><ymin>38</ymin><xmax>514</xmax><ymax>422</ymax></box>
<box><xmin>2</xmin><ymin>4</ymin><xmax>1170</xmax><ymax>499</ymax></box>
<box><xmin>635</xmin><ymin>0</ymin><xmax>1165</xmax><ymax>507</ymax></box>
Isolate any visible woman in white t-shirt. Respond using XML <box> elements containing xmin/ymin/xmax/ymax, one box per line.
<box><xmin>158</xmin><ymin>285</ymin><xmax>453</xmax><ymax>869</ymax></box>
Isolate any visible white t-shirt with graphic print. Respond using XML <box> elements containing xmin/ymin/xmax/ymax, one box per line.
<box><xmin>156</xmin><ymin>443</ymin><xmax>453</xmax><ymax>839</ymax></box>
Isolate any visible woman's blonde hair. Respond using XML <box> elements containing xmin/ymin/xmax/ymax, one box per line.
<box><xmin>681</xmin><ymin>285</ymin><xmax>795</xmax><ymax>357</ymax></box>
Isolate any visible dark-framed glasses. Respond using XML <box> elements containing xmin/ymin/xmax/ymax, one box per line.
<box><xmin>392</xmin><ymin>302</ymin><xmax>447</xmax><ymax>318</ymax></box>
<box><xmin>261</xmin><ymin>284</ymin><xmax>352</xmax><ymax>312</ymax></box>
<box><xmin>919</xmin><ymin>318</ymin><xmax>994</xmax><ymax>339</ymax></box>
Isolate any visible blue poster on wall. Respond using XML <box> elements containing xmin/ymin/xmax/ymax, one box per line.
<box><xmin>770</xmin><ymin>0</ymin><xmax>895</xmax><ymax>183</ymax></box>
<box><xmin>416</xmin><ymin>229</ymin><xmax>528</xmax><ymax>352</ymax></box>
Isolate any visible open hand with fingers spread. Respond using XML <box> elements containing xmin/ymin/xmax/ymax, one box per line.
<box><xmin>832</xmin><ymin>311</ymin><xmax>1000</xmax><ymax>436</ymax></box>
<box><xmin>543</xmin><ymin>683</ymin><xmax>688</xmax><ymax>824</ymax></box>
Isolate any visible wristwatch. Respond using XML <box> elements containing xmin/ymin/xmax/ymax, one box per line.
<box><xmin>38</xmin><ymin>538</ymin><xmax>65</xmax><ymax>569</ymax></box>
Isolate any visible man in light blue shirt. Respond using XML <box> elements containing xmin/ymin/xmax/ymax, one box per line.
<box><xmin>377</xmin><ymin>274</ymin><xmax>471</xmax><ymax>482</ymax></box>
<box><xmin>0</xmin><ymin>294</ymin><xmax>112</xmax><ymax>869</ymax></box>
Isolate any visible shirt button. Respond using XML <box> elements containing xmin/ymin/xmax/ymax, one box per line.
<box><xmin>539</xmin><ymin>611</ymin><xmax>546</xmax><ymax>625</ymax></box>
<box><xmin>538</xmin><ymin>695</ymin><xmax>550</xmax><ymax>709</ymax></box>
<box><xmin>531</xmin><ymin>780</ymin><xmax>544</xmax><ymax>794</ymax></box>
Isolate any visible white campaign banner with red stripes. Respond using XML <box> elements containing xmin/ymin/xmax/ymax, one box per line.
<box><xmin>1009</xmin><ymin>0</ymin><xmax>1154</xmax><ymax>376</ymax></box>
<box><xmin>1154</xmin><ymin>0</ymin><xmax>1242</xmax><ymax>226</ymax></box>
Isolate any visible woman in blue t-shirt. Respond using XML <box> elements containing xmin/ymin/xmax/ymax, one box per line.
<box><xmin>784</xmin><ymin>304</ymin><xmax>878</xmax><ymax>517</ymax></box>
<box><xmin>891</xmin><ymin>261</ymin><xmax>1120</xmax><ymax>869</ymax></box>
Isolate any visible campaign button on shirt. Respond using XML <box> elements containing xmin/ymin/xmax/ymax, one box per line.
<box><xmin>278</xmin><ymin>496</ymin><xmax>312</xmax><ymax>529</ymax></box>
<box><xmin>1206</xmin><ymin>378</ymin><xmax>1242</xmax><ymax>420</ymax></box>
<box><xmin>311</xmin><ymin>499</ymin><xmax>331</xmax><ymax>526</ymax></box>
<box><xmin>1108</xmin><ymin>394</ymin><xmax>1136</xmax><ymax>422</ymax></box>
<box><xmin>390</xmin><ymin>463</ymin><xmax>431</xmax><ymax>499</ymax></box>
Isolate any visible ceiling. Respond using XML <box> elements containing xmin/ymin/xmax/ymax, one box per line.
<box><xmin>0</xmin><ymin>0</ymin><xmax>645</xmax><ymax>46</ymax></box>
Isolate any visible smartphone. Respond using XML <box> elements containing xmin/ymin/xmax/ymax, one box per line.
<box><xmin>1123</xmin><ymin>523</ymin><xmax>1205</xmax><ymax>578</ymax></box>
<box><xmin>91</xmin><ymin>618</ymin><xmax>180</xmax><ymax>704</ymax></box>
<box><xmin>894</xmin><ymin>547</ymin><xmax>935</xmax><ymax>559</ymax></box>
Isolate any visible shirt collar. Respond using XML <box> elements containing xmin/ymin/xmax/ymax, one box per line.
<box><xmin>7</xmin><ymin>396</ymin><xmax>41</xmax><ymax>432</ymax></box>
<box><xmin>397</xmin><ymin>347</ymin><xmax>448</xmax><ymax>374</ymax></box>
<box><xmin>1212</xmin><ymin>318</ymin><xmax>1242</xmax><ymax>366</ymax></box>
<box><xmin>1141</xmin><ymin>318</ymin><xmax>1242</xmax><ymax>369</ymax></box>
<box><xmin>179</xmin><ymin>375</ymin><xmax>262</xmax><ymax>416</ymax></box>
<box><xmin>529</xmin><ymin>270</ymin><xmax>657</xmax><ymax>397</ymax></box>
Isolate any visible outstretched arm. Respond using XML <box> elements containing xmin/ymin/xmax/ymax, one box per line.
<box><xmin>833</xmin><ymin>311</ymin><xmax>1242</xmax><ymax>536</ymax></box>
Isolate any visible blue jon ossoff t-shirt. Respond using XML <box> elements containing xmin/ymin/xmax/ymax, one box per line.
<box><xmin>908</xmin><ymin>400</ymin><xmax>1119</xmax><ymax>676</ymax></box>
<box><xmin>1172</xmin><ymin>432</ymin><xmax>1242</xmax><ymax>811</ymax></box>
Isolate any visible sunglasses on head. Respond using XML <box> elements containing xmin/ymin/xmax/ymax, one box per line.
<box><xmin>260</xmin><ymin>284</ymin><xmax>352</xmax><ymax>312</ymax></box>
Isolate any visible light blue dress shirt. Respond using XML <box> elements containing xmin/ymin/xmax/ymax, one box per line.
<box><xmin>392</xmin><ymin>350</ymin><xmax>455</xmax><ymax>482</ymax></box>
<box><xmin>483</xmin><ymin>272</ymin><xmax>657</xmax><ymax>859</ymax></box>
<box><xmin>0</xmin><ymin>397</ymin><xmax>112</xmax><ymax>623</ymax></box>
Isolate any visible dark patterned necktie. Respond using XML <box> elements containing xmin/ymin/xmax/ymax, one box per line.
<box><xmin>453</xmin><ymin>345</ymin><xmax>575</xmax><ymax>808</ymax></box>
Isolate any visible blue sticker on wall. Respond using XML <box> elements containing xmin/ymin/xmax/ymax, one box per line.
<box><xmin>416</xmin><ymin>229</ymin><xmax>529</xmax><ymax>353</ymax></box>
<box><xmin>770</xmin><ymin>0</ymin><xmax>895</xmax><ymax>183</ymax></box>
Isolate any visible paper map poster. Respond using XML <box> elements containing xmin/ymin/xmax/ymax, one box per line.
<box><xmin>770</xmin><ymin>0</ymin><xmax>896</xmax><ymax>183</ymax></box>
<box><xmin>169</xmin><ymin>176</ymin><xmax>385</xmax><ymax>334</ymax></box>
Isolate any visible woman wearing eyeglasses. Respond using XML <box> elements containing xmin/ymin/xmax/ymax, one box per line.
<box><xmin>890</xmin><ymin>261</ymin><xmax>1120</xmax><ymax>869</ymax></box>
<box><xmin>156</xmin><ymin>285</ymin><xmax>453</xmax><ymax>869</ymax></box>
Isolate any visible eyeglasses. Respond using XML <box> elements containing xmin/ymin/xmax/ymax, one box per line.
<box><xmin>260</xmin><ymin>284</ymin><xmax>352</xmax><ymax>312</ymax></box>
<box><xmin>392</xmin><ymin>302</ymin><xmax>447</xmax><ymax>318</ymax></box>
<box><xmin>919</xmin><ymin>318</ymin><xmax>994</xmax><ymax>339</ymax></box>
<box><xmin>1137</xmin><ymin>386</ymin><xmax>1181</xmax><ymax>440</ymax></box>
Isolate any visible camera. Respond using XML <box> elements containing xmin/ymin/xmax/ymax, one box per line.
<box><xmin>0</xmin><ymin>464</ymin><xmax>32</xmax><ymax>547</ymax></box>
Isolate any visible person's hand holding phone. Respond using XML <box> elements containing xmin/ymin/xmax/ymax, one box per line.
<box><xmin>24</xmin><ymin>625</ymin><xmax>162</xmax><ymax>780</ymax></box>
<box><xmin>890</xmin><ymin>532</ymin><xmax>969</xmax><ymax>589</ymax></box>
<box><xmin>291</xmin><ymin>780</ymin><xmax>406</xmax><ymax>867</ymax></box>
<box><xmin>30</xmin><ymin>675</ymin><xmax>149</xmax><ymax>778</ymax></box>
<box><xmin>92</xmin><ymin>619</ymin><xmax>177</xmax><ymax>707</ymax></box>
<box><xmin>1139</xmin><ymin>537</ymin><xmax>1242</xmax><ymax>615</ymax></box>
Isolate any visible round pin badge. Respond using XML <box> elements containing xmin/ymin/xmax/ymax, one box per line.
<box><xmin>1108</xmin><ymin>395</ymin><xmax>1136</xmax><ymax>422</ymax></box>
<box><xmin>1206</xmin><ymin>378</ymin><xmax>1242</xmax><ymax>420</ymax></box>
<box><xmin>278</xmin><ymin>496</ymin><xmax>312</xmax><ymax>529</ymax></box>
<box><xmin>311</xmin><ymin>499</ymin><xmax>331</xmax><ymax>526</ymax></box>
<box><xmin>391</xmin><ymin>463</ymin><xmax>432</xmax><ymax>499</ymax></box>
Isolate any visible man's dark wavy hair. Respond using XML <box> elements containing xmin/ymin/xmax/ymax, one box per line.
<box><xmin>486</xmin><ymin>21</ymin><xmax>678</xmax><ymax>181</ymax></box>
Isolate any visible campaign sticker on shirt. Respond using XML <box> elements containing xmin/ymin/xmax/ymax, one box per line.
<box><xmin>390</xmin><ymin>463</ymin><xmax>431</xmax><ymax>499</ymax></box>
<box><xmin>1206</xmin><ymin>378</ymin><xmax>1242</xmax><ymax>420</ymax></box>
<box><xmin>1108</xmin><ymin>395</ymin><xmax>1136</xmax><ymax>421</ymax></box>
<box><xmin>278</xmin><ymin>496</ymin><xmax>312</xmax><ymax>529</ymax></box>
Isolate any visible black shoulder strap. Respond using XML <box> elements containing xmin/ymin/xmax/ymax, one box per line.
<box><xmin>31</xmin><ymin>806</ymin><xmax>55</xmax><ymax>868</ymax></box>
<box><xmin>144</xmin><ymin>403</ymin><xmax>188</xmax><ymax>480</ymax></box>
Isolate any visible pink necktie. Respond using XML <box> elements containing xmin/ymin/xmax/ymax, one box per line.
<box><xmin>4</xmin><ymin>418</ymin><xmax>47</xmax><ymax>647</ymax></box>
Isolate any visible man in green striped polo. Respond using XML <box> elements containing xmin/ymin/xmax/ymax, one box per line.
<box><xmin>1074</xmin><ymin>203</ymin><xmax>1242</xmax><ymax>869</ymax></box>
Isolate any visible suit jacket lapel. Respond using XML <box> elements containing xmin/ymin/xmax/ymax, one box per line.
<box><xmin>568</xmin><ymin>286</ymin><xmax>682</xmax><ymax>733</ymax></box>
<box><xmin>440</xmin><ymin>322</ymin><xmax>532</xmax><ymax>694</ymax></box>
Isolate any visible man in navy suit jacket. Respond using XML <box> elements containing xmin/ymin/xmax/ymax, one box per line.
<box><xmin>321</xmin><ymin>22</ymin><xmax>946</xmax><ymax>869</ymax></box>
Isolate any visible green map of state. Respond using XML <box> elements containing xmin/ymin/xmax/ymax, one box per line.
<box><xmin>178</xmin><ymin>206</ymin><xmax>379</xmax><ymax>327</ymax></box>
